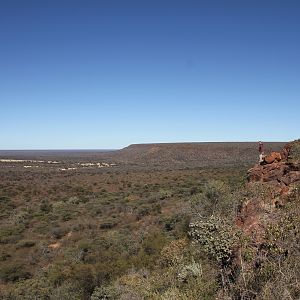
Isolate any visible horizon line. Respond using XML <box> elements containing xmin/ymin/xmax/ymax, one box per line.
<box><xmin>0</xmin><ymin>140</ymin><xmax>289</xmax><ymax>151</ymax></box>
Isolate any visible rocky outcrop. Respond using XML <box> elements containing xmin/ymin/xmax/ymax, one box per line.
<box><xmin>236</xmin><ymin>140</ymin><xmax>300</xmax><ymax>250</ymax></box>
<box><xmin>227</xmin><ymin>140</ymin><xmax>300</xmax><ymax>300</ymax></box>
<box><xmin>248</xmin><ymin>162</ymin><xmax>300</xmax><ymax>187</ymax></box>
<box><xmin>257</xmin><ymin>143</ymin><xmax>293</xmax><ymax>165</ymax></box>
<box><xmin>248</xmin><ymin>162</ymin><xmax>288</xmax><ymax>183</ymax></box>
<box><xmin>263</xmin><ymin>152</ymin><xmax>282</xmax><ymax>164</ymax></box>
<box><xmin>247</xmin><ymin>142</ymin><xmax>300</xmax><ymax>194</ymax></box>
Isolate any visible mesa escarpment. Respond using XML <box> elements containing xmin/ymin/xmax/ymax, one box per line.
<box><xmin>110</xmin><ymin>142</ymin><xmax>285</xmax><ymax>168</ymax></box>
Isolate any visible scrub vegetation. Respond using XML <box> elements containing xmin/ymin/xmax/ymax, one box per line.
<box><xmin>0</xmin><ymin>141</ymin><xmax>299</xmax><ymax>299</ymax></box>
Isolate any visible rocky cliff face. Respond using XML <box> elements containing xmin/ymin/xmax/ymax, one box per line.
<box><xmin>232</xmin><ymin>140</ymin><xmax>300</xmax><ymax>296</ymax></box>
<box><xmin>237</xmin><ymin>141</ymin><xmax>300</xmax><ymax>242</ymax></box>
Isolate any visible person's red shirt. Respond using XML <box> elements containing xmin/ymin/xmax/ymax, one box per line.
<box><xmin>258</xmin><ymin>142</ymin><xmax>263</xmax><ymax>154</ymax></box>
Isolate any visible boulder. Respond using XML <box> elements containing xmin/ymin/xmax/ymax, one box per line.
<box><xmin>248</xmin><ymin>163</ymin><xmax>289</xmax><ymax>183</ymax></box>
<box><xmin>264</xmin><ymin>152</ymin><xmax>282</xmax><ymax>164</ymax></box>
<box><xmin>262</xmin><ymin>164</ymin><xmax>288</xmax><ymax>182</ymax></box>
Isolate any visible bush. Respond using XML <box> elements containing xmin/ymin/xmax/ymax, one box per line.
<box><xmin>289</xmin><ymin>140</ymin><xmax>300</xmax><ymax>162</ymax></box>
<box><xmin>133</xmin><ymin>231</ymin><xmax>168</xmax><ymax>269</ymax></box>
<box><xmin>99</xmin><ymin>218</ymin><xmax>119</xmax><ymax>229</ymax></box>
<box><xmin>50</xmin><ymin>226</ymin><xmax>66</xmax><ymax>239</ymax></box>
<box><xmin>160</xmin><ymin>239</ymin><xmax>188</xmax><ymax>266</ymax></box>
<box><xmin>91</xmin><ymin>285</ymin><xmax>120</xmax><ymax>300</ymax></box>
<box><xmin>0</xmin><ymin>277</ymin><xmax>52</xmax><ymax>300</ymax></box>
<box><xmin>189</xmin><ymin>215</ymin><xmax>239</xmax><ymax>265</ymax></box>
<box><xmin>0</xmin><ymin>225</ymin><xmax>25</xmax><ymax>244</ymax></box>
<box><xmin>16</xmin><ymin>240</ymin><xmax>35</xmax><ymax>248</ymax></box>
<box><xmin>39</xmin><ymin>199</ymin><xmax>52</xmax><ymax>213</ymax></box>
<box><xmin>177</xmin><ymin>258</ymin><xmax>202</xmax><ymax>282</ymax></box>
<box><xmin>190</xmin><ymin>180</ymin><xmax>233</xmax><ymax>218</ymax></box>
<box><xmin>0</xmin><ymin>262</ymin><xmax>31</xmax><ymax>282</ymax></box>
<box><xmin>136</xmin><ymin>204</ymin><xmax>151</xmax><ymax>220</ymax></box>
<box><xmin>0</xmin><ymin>195</ymin><xmax>15</xmax><ymax>213</ymax></box>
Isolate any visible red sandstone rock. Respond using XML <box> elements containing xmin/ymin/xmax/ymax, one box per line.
<box><xmin>247</xmin><ymin>162</ymin><xmax>289</xmax><ymax>183</ymax></box>
<box><xmin>234</xmin><ymin>141</ymin><xmax>300</xmax><ymax>277</ymax></box>
<box><xmin>242</xmin><ymin>143</ymin><xmax>300</xmax><ymax>245</ymax></box>
<box><xmin>264</xmin><ymin>152</ymin><xmax>282</xmax><ymax>164</ymax></box>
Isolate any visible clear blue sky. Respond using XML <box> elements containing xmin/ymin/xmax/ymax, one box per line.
<box><xmin>1</xmin><ymin>0</ymin><xmax>299</xmax><ymax>149</ymax></box>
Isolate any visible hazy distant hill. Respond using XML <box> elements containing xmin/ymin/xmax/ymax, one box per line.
<box><xmin>110</xmin><ymin>142</ymin><xmax>285</xmax><ymax>168</ymax></box>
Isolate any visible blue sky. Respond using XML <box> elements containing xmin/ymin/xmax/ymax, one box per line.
<box><xmin>1</xmin><ymin>0</ymin><xmax>299</xmax><ymax>149</ymax></box>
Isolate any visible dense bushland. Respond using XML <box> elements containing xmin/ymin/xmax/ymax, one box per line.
<box><xmin>1</xmin><ymin>143</ymin><xmax>300</xmax><ymax>299</ymax></box>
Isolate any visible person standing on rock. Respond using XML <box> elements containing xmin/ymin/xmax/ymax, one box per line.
<box><xmin>258</xmin><ymin>141</ymin><xmax>264</xmax><ymax>164</ymax></box>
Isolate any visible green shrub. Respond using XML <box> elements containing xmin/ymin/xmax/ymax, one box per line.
<box><xmin>39</xmin><ymin>199</ymin><xmax>52</xmax><ymax>213</ymax></box>
<box><xmin>0</xmin><ymin>196</ymin><xmax>15</xmax><ymax>213</ymax></box>
<box><xmin>290</xmin><ymin>140</ymin><xmax>300</xmax><ymax>162</ymax></box>
<box><xmin>177</xmin><ymin>258</ymin><xmax>202</xmax><ymax>282</ymax></box>
<box><xmin>0</xmin><ymin>262</ymin><xmax>31</xmax><ymax>282</ymax></box>
<box><xmin>0</xmin><ymin>251</ymin><xmax>11</xmax><ymax>261</ymax></box>
<box><xmin>16</xmin><ymin>240</ymin><xmax>35</xmax><ymax>249</ymax></box>
<box><xmin>0</xmin><ymin>225</ymin><xmax>25</xmax><ymax>244</ymax></box>
<box><xmin>0</xmin><ymin>277</ymin><xmax>52</xmax><ymax>299</ymax></box>
<box><xmin>136</xmin><ymin>204</ymin><xmax>151</xmax><ymax>220</ymax></box>
<box><xmin>189</xmin><ymin>215</ymin><xmax>239</xmax><ymax>265</ymax></box>
<box><xmin>190</xmin><ymin>180</ymin><xmax>233</xmax><ymax>218</ymax></box>
<box><xmin>99</xmin><ymin>218</ymin><xmax>119</xmax><ymax>229</ymax></box>
<box><xmin>158</xmin><ymin>189</ymin><xmax>173</xmax><ymax>200</ymax></box>
<box><xmin>50</xmin><ymin>226</ymin><xmax>66</xmax><ymax>239</ymax></box>
<box><xmin>91</xmin><ymin>285</ymin><xmax>120</xmax><ymax>300</ymax></box>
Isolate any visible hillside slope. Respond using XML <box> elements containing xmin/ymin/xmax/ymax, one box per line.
<box><xmin>189</xmin><ymin>140</ymin><xmax>300</xmax><ymax>299</ymax></box>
